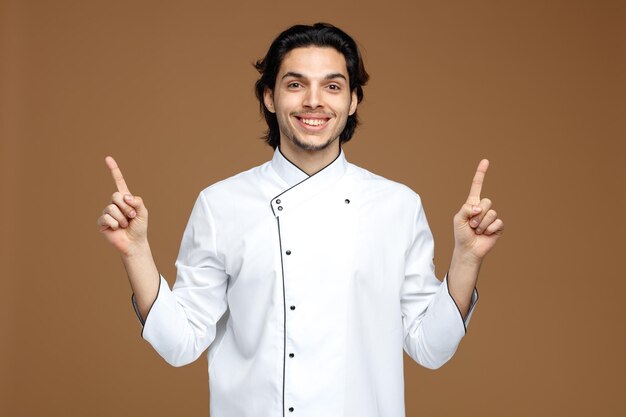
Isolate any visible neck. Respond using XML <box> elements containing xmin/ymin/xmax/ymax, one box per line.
<box><xmin>279</xmin><ymin>140</ymin><xmax>341</xmax><ymax>176</ymax></box>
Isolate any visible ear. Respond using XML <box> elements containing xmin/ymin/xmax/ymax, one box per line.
<box><xmin>263</xmin><ymin>88</ymin><xmax>276</xmax><ymax>114</ymax></box>
<box><xmin>348</xmin><ymin>89</ymin><xmax>358</xmax><ymax>116</ymax></box>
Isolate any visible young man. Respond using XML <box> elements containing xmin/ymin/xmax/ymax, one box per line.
<box><xmin>97</xmin><ymin>23</ymin><xmax>503</xmax><ymax>417</ymax></box>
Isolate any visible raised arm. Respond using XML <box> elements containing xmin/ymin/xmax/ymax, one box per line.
<box><xmin>96</xmin><ymin>156</ymin><xmax>159</xmax><ymax>321</ymax></box>
<box><xmin>448</xmin><ymin>159</ymin><xmax>504</xmax><ymax>318</ymax></box>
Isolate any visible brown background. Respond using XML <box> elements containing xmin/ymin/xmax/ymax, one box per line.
<box><xmin>1</xmin><ymin>0</ymin><xmax>624</xmax><ymax>416</ymax></box>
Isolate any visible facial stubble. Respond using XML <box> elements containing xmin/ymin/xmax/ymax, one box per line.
<box><xmin>283</xmin><ymin>128</ymin><xmax>339</xmax><ymax>152</ymax></box>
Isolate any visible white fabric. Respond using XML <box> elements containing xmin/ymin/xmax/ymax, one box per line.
<box><xmin>132</xmin><ymin>147</ymin><xmax>478</xmax><ymax>417</ymax></box>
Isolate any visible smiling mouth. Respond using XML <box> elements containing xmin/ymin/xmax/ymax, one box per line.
<box><xmin>294</xmin><ymin>115</ymin><xmax>331</xmax><ymax>130</ymax></box>
<box><xmin>300</xmin><ymin>118</ymin><xmax>327</xmax><ymax>126</ymax></box>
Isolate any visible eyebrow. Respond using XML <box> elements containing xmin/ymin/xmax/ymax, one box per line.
<box><xmin>281</xmin><ymin>71</ymin><xmax>347</xmax><ymax>81</ymax></box>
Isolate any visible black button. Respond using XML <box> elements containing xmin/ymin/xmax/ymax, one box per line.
<box><xmin>345</xmin><ymin>199</ymin><xmax>350</xmax><ymax>204</ymax></box>
<box><xmin>290</xmin><ymin>305</ymin><xmax>295</xmax><ymax>310</ymax></box>
<box><xmin>289</xmin><ymin>353</ymin><xmax>294</xmax><ymax>358</ymax></box>
<box><xmin>277</xmin><ymin>206</ymin><xmax>283</xmax><ymax>211</ymax></box>
<box><xmin>289</xmin><ymin>407</ymin><xmax>294</xmax><ymax>412</ymax></box>
<box><xmin>286</xmin><ymin>250</ymin><xmax>291</xmax><ymax>255</ymax></box>
<box><xmin>276</xmin><ymin>199</ymin><xmax>281</xmax><ymax>204</ymax></box>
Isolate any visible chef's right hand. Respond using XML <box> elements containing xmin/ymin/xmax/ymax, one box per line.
<box><xmin>96</xmin><ymin>156</ymin><xmax>149</xmax><ymax>257</ymax></box>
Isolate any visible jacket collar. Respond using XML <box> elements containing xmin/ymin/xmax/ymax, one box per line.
<box><xmin>270</xmin><ymin>147</ymin><xmax>310</xmax><ymax>188</ymax></box>
<box><xmin>269</xmin><ymin>146</ymin><xmax>348</xmax><ymax>217</ymax></box>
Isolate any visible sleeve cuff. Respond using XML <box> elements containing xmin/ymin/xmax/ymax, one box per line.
<box><xmin>442</xmin><ymin>273</ymin><xmax>479</xmax><ymax>333</ymax></box>
<box><xmin>130</xmin><ymin>274</ymin><xmax>164</xmax><ymax>333</ymax></box>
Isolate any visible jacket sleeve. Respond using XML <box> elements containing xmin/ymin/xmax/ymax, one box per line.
<box><xmin>400</xmin><ymin>195</ymin><xmax>478</xmax><ymax>370</ymax></box>
<box><xmin>131</xmin><ymin>191</ymin><xmax>229</xmax><ymax>367</ymax></box>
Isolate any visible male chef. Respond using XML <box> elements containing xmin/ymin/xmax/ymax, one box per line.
<box><xmin>97</xmin><ymin>23</ymin><xmax>504</xmax><ymax>417</ymax></box>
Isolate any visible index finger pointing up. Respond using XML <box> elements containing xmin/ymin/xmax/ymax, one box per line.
<box><xmin>105</xmin><ymin>156</ymin><xmax>131</xmax><ymax>195</ymax></box>
<box><xmin>467</xmin><ymin>159</ymin><xmax>489</xmax><ymax>204</ymax></box>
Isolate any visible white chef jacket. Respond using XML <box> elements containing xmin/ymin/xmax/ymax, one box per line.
<box><xmin>132</xmin><ymin>147</ymin><xmax>478</xmax><ymax>417</ymax></box>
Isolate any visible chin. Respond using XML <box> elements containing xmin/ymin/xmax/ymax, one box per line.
<box><xmin>292</xmin><ymin>135</ymin><xmax>336</xmax><ymax>152</ymax></box>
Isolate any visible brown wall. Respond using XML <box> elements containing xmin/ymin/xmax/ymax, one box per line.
<box><xmin>1</xmin><ymin>0</ymin><xmax>624</xmax><ymax>416</ymax></box>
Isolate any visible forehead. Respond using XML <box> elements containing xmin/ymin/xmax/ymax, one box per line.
<box><xmin>279</xmin><ymin>46</ymin><xmax>348</xmax><ymax>78</ymax></box>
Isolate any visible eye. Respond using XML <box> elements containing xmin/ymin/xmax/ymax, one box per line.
<box><xmin>287</xmin><ymin>82</ymin><xmax>302</xmax><ymax>89</ymax></box>
<box><xmin>327</xmin><ymin>84</ymin><xmax>341</xmax><ymax>91</ymax></box>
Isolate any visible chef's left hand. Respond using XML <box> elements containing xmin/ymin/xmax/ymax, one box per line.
<box><xmin>453</xmin><ymin>159</ymin><xmax>504</xmax><ymax>263</ymax></box>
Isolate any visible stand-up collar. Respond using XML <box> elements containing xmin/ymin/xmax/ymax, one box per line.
<box><xmin>270</xmin><ymin>147</ymin><xmax>310</xmax><ymax>188</ymax></box>
<box><xmin>269</xmin><ymin>147</ymin><xmax>348</xmax><ymax>217</ymax></box>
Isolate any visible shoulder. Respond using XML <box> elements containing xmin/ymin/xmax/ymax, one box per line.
<box><xmin>345</xmin><ymin>162</ymin><xmax>422</xmax><ymax>207</ymax></box>
<box><xmin>196</xmin><ymin>160</ymin><xmax>275</xmax><ymax>207</ymax></box>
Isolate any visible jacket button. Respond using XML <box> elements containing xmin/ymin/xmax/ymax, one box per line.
<box><xmin>289</xmin><ymin>353</ymin><xmax>294</xmax><ymax>358</ymax></box>
<box><xmin>276</xmin><ymin>199</ymin><xmax>281</xmax><ymax>204</ymax></box>
<box><xmin>277</xmin><ymin>206</ymin><xmax>283</xmax><ymax>211</ymax></box>
<box><xmin>290</xmin><ymin>305</ymin><xmax>295</xmax><ymax>310</ymax></box>
<box><xmin>286</xmin><ymin>250</ymin><xmax>291</xmax><ymax>255</ymax></box>
<box><xmin>289</xmin><ymin>407</ymin><xmax>294</xmax><ymax>412</ymax></box>
<box><xmin>345</xmin><ymin>199</ymin><xmax>350</xmax><ymax>204</ymax></box>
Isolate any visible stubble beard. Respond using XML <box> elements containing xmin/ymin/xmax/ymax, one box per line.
<box><xmin>287</xmin><ymin>131</ymin><xmax>338</xmax><ymax>152</ymax></box>
<box><xmin>281</xmin><ymin>114</ymin><xmax>343</xmax><ymax>152</ymax></box>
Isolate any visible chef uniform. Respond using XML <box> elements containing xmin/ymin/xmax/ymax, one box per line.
<box><xmin>132</xmin><ymin>147</ymin><xmax>478</xmax><ymax>417</ymax></box>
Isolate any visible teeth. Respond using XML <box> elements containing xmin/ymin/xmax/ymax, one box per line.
<box><xmin>301</xmin><ymin>118</ymin><xmax>326</xmax><ymax>126</ymax></box>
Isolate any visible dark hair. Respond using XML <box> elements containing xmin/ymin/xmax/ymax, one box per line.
<box><xmin>254</xmin><ymin>23</ymin><xmax>369</xmax><ymax>149</ymax></box>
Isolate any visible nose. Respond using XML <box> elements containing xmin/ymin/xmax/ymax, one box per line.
<box><xmin>302</xmin><ymin>85</ymin><xmax>322</xmax><ymax>109</ymax></box>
